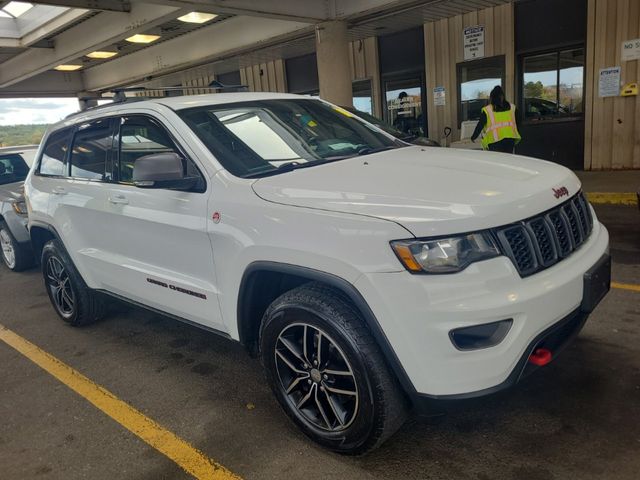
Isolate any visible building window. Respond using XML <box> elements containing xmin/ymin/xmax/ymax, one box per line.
<box><xmin>457</xmin><ymin>55</ymin><xmax>505</xmax><ymax>126</ymax></box>
<box><xmin>522</xmin><ymin>47</ymin><xmax>584</xmax><ymax>122</ymax></box>
<box><xmin>352</xmin><ymin>79</ymin><xmax>373</xmax><ymax>114</ymax></box>
<box><xmin>285</xmin><ymin>53</ymin><xmax>319</xmax><ymax>95</ymax></box>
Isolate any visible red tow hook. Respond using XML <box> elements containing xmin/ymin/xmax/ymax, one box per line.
<box><xmin>528</xmin><ymin>347</ymin><xmax>553</xmax><ymax>366</ymax></box>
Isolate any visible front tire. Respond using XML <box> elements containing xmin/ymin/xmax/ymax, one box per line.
<box><xmin>260</xmin><ymin>282</ymin><xmax>407</xmax><ymax>454</ymax></box>
<box><xmin>0</xmin><ymin>222</ymin><xmax>32</xmax><ymax>271</ymax></box>
<box><xmin>41</xmin><ymin>239</ymin><xmax>105</xmax><ymax>326</ymax></box>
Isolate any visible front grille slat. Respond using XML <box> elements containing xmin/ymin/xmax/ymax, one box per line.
<box><xmin>495</xmin><ymin>192</ymin><xmax>594</xmax><ymax>277</ymax></box>
<box><xmin>497</xmin><ymin>226</ymin><xmax>538</xmax><ymax>276</ymax></box>
<box><xmin>547</xmin><ymin>210</ymin><xmax>573</xmax><ymax>257</ymax></box>
<box><xmin>574</xmin><ymin>194</ymin><xmax>592</xmax><ymax>233</ymax></box>
<box><xmin>563</xmin><ymin>204</ymin><xmax>582</xmax><ymax>246</ymax></box>
<box><xmin>526</xmin><ymin>217</ymin><xmax>558</xmax><ymax>267</ymax></box>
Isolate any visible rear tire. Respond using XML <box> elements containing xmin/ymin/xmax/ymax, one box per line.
<box><xmin>0</xmin><ymin>222</ymin><xmax>32</xmax><ymax>272</ymax></box>
<box><xmin>41</xmin><ymin>239</ymin><xmax>106</xmax><ymax>326</ymax></box>
<box><xmin>260</xmin><ymin>282</ymin><xmax>408</xmax><ymax>454</ymax></box>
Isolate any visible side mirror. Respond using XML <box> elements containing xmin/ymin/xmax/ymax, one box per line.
<box><xmin>132</xmin><ymin>152</ymin><xmax>198</xmax><ymax>190</ymax></box>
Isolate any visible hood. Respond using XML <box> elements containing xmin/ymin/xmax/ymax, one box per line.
<box><xmin>251</xmin><ymin>146</ymin><xmax>581</xmax><ymax>238</ymax></box>
<box><xmin>0</xmin><ymin>181</ymin><xmax>24</xmax><ymax>203</ymax></box>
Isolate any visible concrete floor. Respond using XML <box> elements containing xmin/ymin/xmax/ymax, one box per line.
<box><xmin>0</xmin><ymin>203</ymin><xmax>639</xmax><ymax>480</ymax></box>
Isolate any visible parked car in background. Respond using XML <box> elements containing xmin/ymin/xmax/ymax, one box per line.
<box><xmin>524</xmin><ymin>97</ymin><xmax>570</xmax><ymax>120</ymax></box>
<box><xmin>0</xmin><ymin>145</ymin><xmax>38</xmax><ymax>271</ymax></box>
<box><xmin>343</xmin><ymin>106</ymin><xmax>440</xmax><ymax>147</ymax></box>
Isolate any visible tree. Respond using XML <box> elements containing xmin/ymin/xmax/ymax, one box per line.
<box><xmin>0</xmin><ymin>124</ymin><xmax>47</xmax><ymax>147</ymax></box>
<box><xmin>524</xmin><ymin>81</ymin><xmax>544</xmax><ymax>98</ymax></box>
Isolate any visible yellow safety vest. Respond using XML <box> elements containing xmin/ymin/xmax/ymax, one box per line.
<box><xmin>481</xmin><ymin>103</ymin><xmax>521</xmax><ymax>150</ymax></box>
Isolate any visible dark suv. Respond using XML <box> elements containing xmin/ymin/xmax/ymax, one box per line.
<box><xmin>0</xmin><ymin>146</ymin><xmax>38</xmax><ymax>271</ymax></box>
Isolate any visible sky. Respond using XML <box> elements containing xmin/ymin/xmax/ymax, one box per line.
<box><xmin>0</xmin><ymin>98</ymin><xmax>80</xmax><ymax>126</ymax></box>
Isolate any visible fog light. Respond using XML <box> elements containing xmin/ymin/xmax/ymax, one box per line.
<box><xmin>449</xmin><ymin>319</ymin><xmax>513</xmax><ymax>351</ymax></box>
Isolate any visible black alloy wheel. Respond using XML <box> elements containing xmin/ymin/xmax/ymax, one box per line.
<box><xmin>275</xmin><ymin>322</ymin><xmax>359</xmax><ymax>431</ymax></box>
<box><xmin>45</xmin><ymin>256</ymin><xmax>75</xmax><ymax>319</ymax></box>
<box><xmin>260</xmin><ymin>282</ymin><xmax>407</xmax><ymax>454</ymax></box>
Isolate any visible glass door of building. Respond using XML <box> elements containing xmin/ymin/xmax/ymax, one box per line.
<box><xmin>517</xmin><ymin>47</ymin><xmax>585</xmax><ymax>169</ymax></box>
<box><xmin>383</xmin><ymin>76</ymin><xmax>426</xmax><ymax>138</ymax></box>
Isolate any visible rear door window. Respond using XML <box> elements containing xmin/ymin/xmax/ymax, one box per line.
<box><xmin>39</xmin><ymin>128</ymin><xmax>74</xmax><ymax>176</ymax></box>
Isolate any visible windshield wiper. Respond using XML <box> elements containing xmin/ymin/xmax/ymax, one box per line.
<box><xmin>356</xmin><ymin>145</ymin><xmax>398</xmax><ymax>156</ymax></box>
<box><xmin>244</xmin><ymin>156</ymin><xmax>354</xmax><ymax>178</ymax></box>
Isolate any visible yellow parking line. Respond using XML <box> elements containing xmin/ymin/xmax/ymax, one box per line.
<box><xmin>612</xmin><ymin>282</ymin><xmax>640</xmax><ymax>293</ymax></box>
<box><xmin>586</xmin><ymin>192</ymin><xmax>637</xmax><ymax>206</ymax></box>
<box><xmin>0</xmin><ymin>324</ymin><xmax>241</xmax><ymax>480</ymax></box>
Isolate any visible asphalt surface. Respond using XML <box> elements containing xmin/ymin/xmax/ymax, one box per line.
<box><xmin>1</xmin><ymin>203</ymin><xmax>639</xmax><ymax>480</ymax></box>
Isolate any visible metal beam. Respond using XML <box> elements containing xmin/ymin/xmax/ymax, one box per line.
<box><xmin>82</xmin><ymin>16</ymin><xmax>310</xmax><ymax>91</ymax></box>
<box><xmin>0</xmin><ymin>38</ymin><xmax>20</xmax><ymax>48</ymax></box>
<box><xmin>0</xmin><ymin>2</ymin><xmax>183</xmax><ymax>88</ymax></box>
<box><xmin>23</xmin><ymin>0</ymin><xmax>131</xmax><ymax>12</ymax></box>
<box><xmin>129</xmin><ymin>0</ymin><xmax>330</xmax><ymax>22</ymax></box>
<box><xmin>0</xmin><ymin>71</ymin><xmax>83</xmax><ymax>98</ymax></box>
<box><xmin>128</xmin><ymin>0</ymin><xmax>421</xmax><ymax>22</ymax></box>
<box><xmin>19</xmin><ymin>9</ymin><xmax>90</xmax><ymax>48</ymax></box>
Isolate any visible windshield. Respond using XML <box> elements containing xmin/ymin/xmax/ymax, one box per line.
<box><xmin>178</xmin><ymin>99</ymin><xmax>403</xmax><ymax>178</ymax></box>
<box><xmin>342</xmin><ymin>106</ymin><xmax>410</xmax><ymax>140</ymax></box>
<box><xmin>0</xmin><ymin>153</ymin><xmax>30</xmax><ymax>186</ymax></box>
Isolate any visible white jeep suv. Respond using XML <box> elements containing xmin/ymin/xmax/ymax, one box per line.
<box><xmin>24</xmin><ymin>93</ymin><xmax>610</xmax><ymax>454</ymax></box>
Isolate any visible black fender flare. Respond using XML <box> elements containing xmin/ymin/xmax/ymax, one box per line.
<box><xmin>237</xmin><ymin>261</ymin><xmax>418</xmax><ymax>399</ymax></box>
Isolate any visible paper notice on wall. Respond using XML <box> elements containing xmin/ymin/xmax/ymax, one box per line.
<box><xmin>433</xmin><ymin>86</ymin><xmax>446</xmax><ymax>106</ymax></box>
<box><xmin>463</xmin><ymin>25</ymin><xmax>485</xmax><ymax>60</ymax></box>
<box><xmin>621</xmin><ymin>38</ymin><xmax>640</xmax><ymax>61</ymax></box>
<box><xmin>598</xmin><ymin>67</ymin><xmax>621</xmax><ymax>97</ymax></box>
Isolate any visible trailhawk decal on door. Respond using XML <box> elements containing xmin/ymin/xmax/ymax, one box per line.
<box><xmin>146</xmin><ymin>278</ymin><xmax>208</xmax><ymax>300</ymax></box>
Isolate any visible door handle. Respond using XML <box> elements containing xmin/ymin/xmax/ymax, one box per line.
<box><xmin>52</xmin><ymin>187</ymin><xmax>67</xmax><ymax>195</ymax></box>
<box><xmin>108</xmin><ymin>194</ymin><xmax>129</xmax><ymax>205</ymax></box>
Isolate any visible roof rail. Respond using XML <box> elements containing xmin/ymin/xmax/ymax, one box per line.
<box><xmin>65</xmin><ymin>96</ymin><xmax>147</xmax><ymax>119</ymax></box>
<box><xmin>65</xmin><ymin>81</ymin><xmax>249</xmax><ymax>119</ymax></box>
<box><xmin>109</xmin><ymin>81</ymin><xmax>248</xmax><ymax>100</ymax></box>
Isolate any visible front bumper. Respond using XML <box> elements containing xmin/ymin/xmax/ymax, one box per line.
<box><xmin>2</xmin><ymin>210</ymin><xmax>30</xmax><ymax>245</ymax></box>
<box><xmin>354</xmin><ymin>220</ymin><xmax>610</xmax><ymax>398</ymax></box>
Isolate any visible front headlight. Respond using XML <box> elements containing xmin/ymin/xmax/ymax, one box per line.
<box><xmin>11</xmin><ymin>201</ymin><xmax>28</xmax><ymax>215</ymax></box>
<box><xmin>391</xmin><ymin>232</ymin><xmax>500</xmax><ymax>273</ymax></box>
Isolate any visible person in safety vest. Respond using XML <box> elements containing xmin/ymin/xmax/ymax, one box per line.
<box><xmin>471</xmin><ymin>85</ymin><xmax>521</xmax><ymax>153</ymax></box>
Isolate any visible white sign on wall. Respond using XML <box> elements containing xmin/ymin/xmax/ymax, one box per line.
<box><xmin>433</xmin><ymin>86</ymin><xmax>446</xmax><ymax>106</ymax></box>
<box><xmin>621</xmin><ymin>38</ymin><xmax>640</xmax><ymax>61</ymax></box>
<box><xmin>463</xmin><ymin>25</ymin><xmax>485</xmax><ymax>60</ymax></box>
<box><xmin>598</xmin><ymin>66</ymin><xmax>621</xmax><ymax>97</ymax></box>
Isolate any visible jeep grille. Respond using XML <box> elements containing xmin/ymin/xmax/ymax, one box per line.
<box><xmin>494</xmin><ymin>192</ymin><xmax>594</xmax><ymax>277</ymax></box>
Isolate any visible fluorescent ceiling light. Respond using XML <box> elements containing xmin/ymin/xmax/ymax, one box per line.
<box><xmin>86</xmin><ymin>51</ymin><xmax>118</xmax><ymax>59</ymax></box>
<box><xmin>177</xmin><ymin>12</ymin><xmax>218</xmax><ymax>23</ymax></box>
<box><xmin>125</xmin><ymin>34</ymin><xmax>160</xmax><ymax>44</ymax></box>
<box><xmin>54</xmin><ymin>64</ymin><xmax>82</xmax><ymax>71</ymax></box>
<box><xmin>3</xmin><ymin>2</ymin><xmax>33</xmax><ymax>18</ymax></box>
